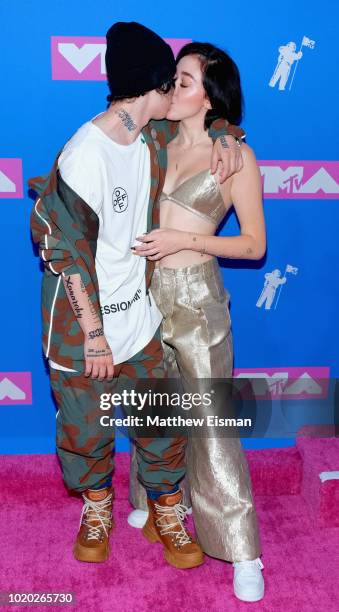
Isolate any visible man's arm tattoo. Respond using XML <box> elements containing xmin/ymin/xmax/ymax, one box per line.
<box><xmin>80</xmin><ymin>280</ymin><xmax>101</xmax><ymax>322</ymax></box>
<box><xmin>88</xmin><ymin>328</ymin><xmax>104</xmax><ymax>340</ymax></box>
<box><xmin>86</xmin><ymin>347</ymin><xmax>112</xmax><ymax>357</ymax></box>
<box><xmin>65</xmin><ymin>275</ymin><xmax>83</xmax><ymax>318</ymax></box>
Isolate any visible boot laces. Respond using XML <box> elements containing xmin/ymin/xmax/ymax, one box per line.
<box><xmin>80</xmin><ymin>493</ymin><xmax>112</xmax><ymax>541</ymax></box>
<box><xmin>154</xmin><ymin>502</ymin><xmax>192</xmax><ymax>547</ymax></box>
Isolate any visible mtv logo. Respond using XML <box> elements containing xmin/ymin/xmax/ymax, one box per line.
<box><xmin>0</xmin><ymin>159</ymin><xmax>23</xmax><ymax>199</ymax></box>
<box><xmin>0</xmin><ymin>372</ymin><xmax>32</xmax><ymax>405</ymax></box>
<box><xmin>51</xmin><ymin>36</ymin><xmax>192</xmax><ymax>80</ymax></box>
<box><xmin>233</xmin><ymin>367</ymin><xmax>329</xmax><ymax>399</ymax></box>
<box><xmin>52</xmin><ymin>37</ymin><xmax>107</xmax><ymax>80</ymax></box>
<box><xmin>259</xmin><ymin>161</ymin><xmax>339</xmax><ymax>199</ymax></box>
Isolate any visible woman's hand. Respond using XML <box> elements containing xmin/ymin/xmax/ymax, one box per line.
<box><xmin>132</xmin><ymin>229</ymin><xmax>188</xmax><ymax>260</ymax></box>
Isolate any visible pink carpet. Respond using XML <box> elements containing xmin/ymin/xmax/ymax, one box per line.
<box><xmin>1</xmin><ymin>436</ymin><xmax>339</xmax><ymax>612</ymax></box>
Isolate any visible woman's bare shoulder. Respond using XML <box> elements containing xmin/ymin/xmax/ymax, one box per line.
<box><xmin>239</xmin><ymin>142</ymin><xmax>258</xmax><ymax>165</ymax></box>
<box><xmin>218</xmin><ymin>142</ymin><xmax>260</xmax><ymax>199</ymax></box>
<box><xmin>231</xmin><ymin>143</ymin><xmax>261</xmax><ymax>184</ymax></box>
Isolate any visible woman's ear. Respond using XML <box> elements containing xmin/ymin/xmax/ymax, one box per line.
<box><xmin>203</xmin><ymin>95</ymin><xmax>212</xmax><ymax>110</ymax></box>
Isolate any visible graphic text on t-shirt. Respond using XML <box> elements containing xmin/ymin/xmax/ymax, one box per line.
<box><xmin>101</xmin><ymin>288</ymin><xmax>142</xmax><ymax>316</ymax></box>
<box><xmin>113</xmin><ymin>187</ymin><xmax>128</xmax><ymax>212</ymax></box>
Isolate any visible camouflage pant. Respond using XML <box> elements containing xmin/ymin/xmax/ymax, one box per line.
<box><xmin>49</xmin><ymin>326</ymin><xmax>186</xmax><ymax>493</ymax></box>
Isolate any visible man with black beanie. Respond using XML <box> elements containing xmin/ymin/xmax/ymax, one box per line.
<box><xmin>30</xmin><ymin>21</ymin><xmax>244</xmax><ymax>568</ymax></box>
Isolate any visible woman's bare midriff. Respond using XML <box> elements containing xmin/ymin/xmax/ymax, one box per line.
<box><xmin>156</xmin><ymin>198</ymin><xmax>219</xmax><ymax>268</ymax></box>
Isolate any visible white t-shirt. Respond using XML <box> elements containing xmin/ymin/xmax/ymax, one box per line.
<box><xmin>49</xmin><ymin>117</ymin><xmax>162</xmax><ymax>370</ymax></box>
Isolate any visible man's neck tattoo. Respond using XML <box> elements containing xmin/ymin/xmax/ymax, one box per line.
<box><xmin>116</xmin><ymin>109</ymin><xmax>137</xmax><ymax>132</ymax></box>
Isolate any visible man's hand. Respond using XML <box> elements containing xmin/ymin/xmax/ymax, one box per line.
<box><xmin>84</xmin><ymin>327</ymin><xmax>114</xmax><ymax>380</ymax></box>
<box><xmin>211</xmin><ymin>134</ymin><xmax>244</xmax><ymax>183</ymax></box>
<box><xmin>84</xmin><ymin>330</ymin><xmax>114</xmax><ymax>380</ymax></box>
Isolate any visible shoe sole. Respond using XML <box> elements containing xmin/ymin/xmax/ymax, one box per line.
<box><xmin>142</xmin><ymin>523</ymin><xmax>204</xmax><ymax>569</ymax></box>
<box><xmin>73</xmin><ymin>542</ymin><xmax>110</xmax><ymax>563</ymax></box>
<box><xmin>234</xmin><ymin>586</ymin><xmax>265</xmax><ymax>602</ymax></box>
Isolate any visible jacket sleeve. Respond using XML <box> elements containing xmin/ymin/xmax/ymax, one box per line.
<box><xmin>207</xmin><ymin>119</ymin><xmax>246</xmax><ymax>142</ymax></box>
<box><xmin>149</xmin><ymin>119</ymin><xmax>179</xmax><ymax>144</ymax></box>
<box><xmin>30</xmin><ymin>191</ymin><xmax>79</xmax><ymax>276</ymax></box>
<box><xmin>29</xmin><ymin>168</ymin><xmax>102</xmax><ymax>330</ymax></box>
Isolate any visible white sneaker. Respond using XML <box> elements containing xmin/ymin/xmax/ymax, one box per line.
<box><xmin>233</xmin><ymin>557</ymin><xmax>265</xmax><ymax>602</ymax></box>
<box><xmin>127</xmin><ymin>509</ymin><xmax>148</xmax><ymax>528</ymax></box>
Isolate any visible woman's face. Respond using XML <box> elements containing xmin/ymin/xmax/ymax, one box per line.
<box><xmin>166</xmin><ymin>54</ymin><xmax>211</xmax><ymax>121</ymax></box>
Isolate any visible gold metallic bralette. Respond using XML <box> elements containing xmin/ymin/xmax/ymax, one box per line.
<box><xmin>159</xmin><ymin>168</ymin><xmax>226</xmax><ymax>226</ymax></box>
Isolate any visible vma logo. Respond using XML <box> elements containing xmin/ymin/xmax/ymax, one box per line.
<box><xmin>259</xmin><ymin>161</ymin><xmax>339</xmax><ymax>199</ymax></box>
<box><xmin>0</xmin><ymin>372</ymin><xmax>32</xmax><ymax>405</ymax></box>
<box><xmin>0</xmin><ymin>159</ymin><xmax>23</xmax><ymax>199</ymax></box>
<box><xmin>233</xmin><ymin>367</ymin><xmax>329</xmax><ymax>400</ymax></box>
<box><xmin>51</xmin><ymin>37</ymin><xmax>192</xmax><ymax>80</ymax></box>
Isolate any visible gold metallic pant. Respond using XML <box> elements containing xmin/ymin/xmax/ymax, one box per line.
<box><xmin>130</xmin><ymin>258</ymin><xmax>261</xmax><ymax>562</ymax></box>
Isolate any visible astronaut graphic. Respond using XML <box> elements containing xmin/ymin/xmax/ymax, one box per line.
<box><xmin>256</xmin><ymin>265</ymin><xmax>298</xmax><ymax>310</ymax></box>
<box><xmin>269</xmin><ymin>36</ymin><xmax>315</xmax><ymax>91</ymax></box>
<box><xmin>269</xmin><ymin>42</ymin><xmax>302</xmax><ymax>90</ymax></box>
<box><xmin>256</xmin><ymin>269</ymin><xmax>286</xmax><ymax>309</ymax></box>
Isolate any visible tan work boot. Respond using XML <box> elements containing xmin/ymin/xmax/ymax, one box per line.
<box><xmin>73</xmin><ymin>486</ymin><xmax>114</xmax><ymax>562</ymax></box>
<box><xmin>142</xmin><ymin>490</ymin><xmax>204</xmax><ymax>569</ymax></box>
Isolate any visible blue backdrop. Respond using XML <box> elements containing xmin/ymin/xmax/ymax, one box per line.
<box><xmin>0</xmin><ymin>0</ymin><xmax>338</xmax><ymax>454</ymax></box>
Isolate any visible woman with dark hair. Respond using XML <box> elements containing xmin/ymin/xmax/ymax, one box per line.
<box><xmin>131</xmin><ymin>42</ymin><xmax>266</xmax><ymax>602</ymax></box>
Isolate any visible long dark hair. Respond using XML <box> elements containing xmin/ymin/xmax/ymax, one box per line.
<box><xmin>176</xmin><ymin>42</ymin><xmax>243</xmax><ymax>128</ymax></box>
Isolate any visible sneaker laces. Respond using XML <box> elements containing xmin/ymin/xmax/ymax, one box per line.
<box><xmin>154</xmin><ymin>502</ymin><xmax>192</xmax><ymax>547</ymax></box>
<box><xmin>233</xmin><ymin>558</ymin><xmax>264</xmax><ymax>573</ymax></box>
<box><xmin>80</xmin><ymin>493</ymin><xmax>112</xmax><ymax>541</ymax></box>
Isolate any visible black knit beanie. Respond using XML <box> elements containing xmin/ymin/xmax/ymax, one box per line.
<box><xmin>105</xmin><ymin>22</ymin><xmax>176</xmax><ymax>98</ymax></box>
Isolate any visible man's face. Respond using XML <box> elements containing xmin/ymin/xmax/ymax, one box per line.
<box><xmin>148</xmin><ymin>86</ymin><xmax>174</xmax><ymax>120</ymax></box>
